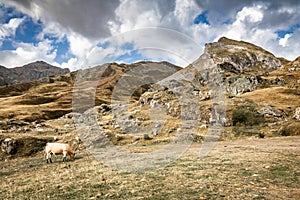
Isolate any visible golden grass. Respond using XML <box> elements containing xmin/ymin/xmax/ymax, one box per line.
<box><xmin>0</xmin><ymin>136</ymin><xmax>299</xmax><ymax>199</ymax></box>
<box><xmin>238</xmin><ymin>87</ymin><xmax>299</xmax><ymax>108</ymax></box>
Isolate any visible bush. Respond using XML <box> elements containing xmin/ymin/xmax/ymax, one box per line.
<box><xmin>258</xmin><ymin>132</ymin><xmax>265</xmax><ymax>138</ymax></box>
<box><xmin>232</xmin><ymin>107</ymin><xmax>264</xmax><ymax>126</ymax></box>
<box><xmin>279</xmin><ymin>123</ymin><xmax>300</xmax><ymax>136</ymax></box>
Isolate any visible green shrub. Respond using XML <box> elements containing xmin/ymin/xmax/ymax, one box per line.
<box><xmin>232</xmin><ymin>107</ymin><xmax>264</xmax><ymax>126</ymax></box>
<box><xmin>258</xmin><ymin>132</ymin><xmax>265</xmax><ymax>138</ymax></box>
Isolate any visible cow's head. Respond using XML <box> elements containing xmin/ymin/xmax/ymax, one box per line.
<box><xmin>70</xmin><ymin>152</ymin><xmax>75</xmax><ymax>160</ymax></box>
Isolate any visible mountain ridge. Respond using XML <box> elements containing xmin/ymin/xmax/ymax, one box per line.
<box><xmin>0</xmin><ymin>61</ymin><xmax>70</xmax><ymax>86</ymax></box>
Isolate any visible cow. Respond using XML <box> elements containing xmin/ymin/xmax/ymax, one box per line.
<box><xmin>44</xmin><ymin>143</ymin><xmax>75</xmax><ymax>163</ymax></box>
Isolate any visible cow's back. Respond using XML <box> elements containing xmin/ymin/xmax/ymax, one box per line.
<box><xmin>46</xmin><ymin>143</ymin><xmax>68</xmax><ymax>154</ymax></box>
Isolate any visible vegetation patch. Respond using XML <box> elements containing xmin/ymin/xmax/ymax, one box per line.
<box><xmin>0</xmin><ymin>136</ymin><xmax>53</xmax><ymax>159</ymax></box>
<box><xmin>279</xmin><ymin>122</ymin><xmax>300</xmax><ymax>136</ymax></box>
<box><xmin>232</xmin><ymin>106</ymin><xmax>265</xmax><ymax>126</ymax></box>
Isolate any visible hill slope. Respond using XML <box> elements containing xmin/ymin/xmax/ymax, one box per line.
<box><xmin>0</xmin><ymin>61</ymin><xmax>181</xmax><ymax>121</ymax></box>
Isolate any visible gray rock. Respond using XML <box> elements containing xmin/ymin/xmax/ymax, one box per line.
<box><xmin>293</xmin><ymin>107</ymin><xmax>300</xmax><ymax>121</ymax></box>
<box><xmin>205</xmin><ymin>37</ymin><xmax>282</xmax><ymax>74</ymax></box>
<box><xmin>259</xmin><ymin>106</ymin><xmax>283</xmax><ymax>118</ymax></box>
<box><xmin>1</xmin><ymin>138</ymin><xmax>17</xmax><ymax>155</ymax></box>
<box><xmin>143</xmin><ymin>134</ymin><xmax>151</xmax><ymax>140</ymax></box>
<box><xmin>174</xmin><ymin>133</ymin><xmax>203</xmax><ymax>143</ymax></box>
<box><xmin>226</xmin><ymin>75</ymin><xmax>263</xmax><ymax>95</ymax></box>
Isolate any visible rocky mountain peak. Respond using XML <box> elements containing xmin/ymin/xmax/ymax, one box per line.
<box><xmin>204</xmin><ymin>37</ymin><xmax>282</xmax><ymax>74</ymax></box>
<box><xmin>0</xmin><ymin>61</ymin><xmax>70</xmax><ymax>86</ymax></box>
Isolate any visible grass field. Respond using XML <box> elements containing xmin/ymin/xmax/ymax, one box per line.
<box><xmin>1</xmin><ymin>136</ymin><xmax>299</xmax><ymax>199</ymax></box>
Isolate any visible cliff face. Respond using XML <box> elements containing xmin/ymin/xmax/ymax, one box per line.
<box><xmin>0</xmin><ymin>61</ymin><xmax>70</xmax><ymax>86</ymax></box>
<box><xmin>194</xmin><ymin>37</ymin><xmax>291</xmax><ymax>96</ymax></box>
<box><xmin>205</xmin><ymin>37</ymin><xmax>283</xmax><ymax>74</ymax></box>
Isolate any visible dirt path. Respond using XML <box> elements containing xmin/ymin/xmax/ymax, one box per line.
<box><xmin>1</xmin><ymin>136</ymin><xmax>300</xmax><ymax>199</ymax></box>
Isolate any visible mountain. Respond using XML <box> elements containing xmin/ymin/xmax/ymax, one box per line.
<box><xmin>0</xmin><ymin>61</ymin><xmax>181</xmax><ymax>121</ymax></box>
<box><xmin>83</xmin><ymin>36</ymin><xmax>298</xmax><ymax>144</ymax></box>
<box><xmin>0</xmin><ymin>61</ymin><xmax>70</xmax><ymax>86</ymax></box>
<box><xmin>204</xmin><ymin>37</ymin><xmax>286</xmax><ymax>74</ymax></box>
<box><xmin>0</xmin><ymin>37</ymin><xmax>299</xmax><ymax>149</ymax></box>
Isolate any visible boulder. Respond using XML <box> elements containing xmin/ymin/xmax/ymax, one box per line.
<box><xmin>1</xmin><ymin>138</ymin><xmax>17</xmax><ymax>155</ymax></box>
<box><xmin>226</xmin><ymin>75</ymin><xmax>263</xmax><ymax>95</ymax></box>
<box><xmin>293</xmin><ymin>107</ymin><xmax>300</xmax><ymax>121</ymax></box>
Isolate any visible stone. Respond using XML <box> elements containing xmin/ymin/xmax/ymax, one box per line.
<box><xmin>1</xmin><ymin>138</ymin><xmax>17</xmax><ymax>155</ymax></box>
<box><xmin>293</xmin><ymin>107</ymin><xmax>300</xmax><ymax>121</ymax></box>
<box><xmin>143</xmin><ymin>134</ymin><xmax>151</xmax><ymax>140</ymax></box>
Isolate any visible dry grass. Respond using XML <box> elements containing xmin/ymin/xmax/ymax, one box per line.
<box><xmin>238</xmin><ymin>87</ymin><xmax>299</xmax><ymax>108</ymax></box>
<box><xmin>0</xmin><ymin>81</ymin><xmax>73</xmax><ymax>121</ymax></box>
<box><xmin>1</xmin><ymin>136</ymin><xmax>299</xmax><ymax>199</ymax></box>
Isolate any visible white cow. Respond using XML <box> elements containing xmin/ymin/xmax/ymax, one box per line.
<box><xmin>44</xmin><ymin>143</ymin><xmax>75</xmax><ymax>163</ymax></box>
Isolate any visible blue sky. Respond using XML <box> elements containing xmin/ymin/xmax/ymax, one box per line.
<box><xmin>0</xmin><ymin>0</ymin><xmax>300</xmax><ymax>71</ymax></box>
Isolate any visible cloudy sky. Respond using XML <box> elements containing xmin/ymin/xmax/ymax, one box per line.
<box><xmin>0</xmin><ymin>0</ymin><xmax>300</xmax><ymax>70</ymax></box>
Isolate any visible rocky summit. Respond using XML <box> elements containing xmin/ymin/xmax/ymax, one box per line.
<box><xmin>205</xmin><ymin>37</ymin><xmax>285</xmax><ymax>73</ymax></box>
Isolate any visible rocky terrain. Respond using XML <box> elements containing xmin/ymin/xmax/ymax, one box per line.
<box><xmin>0</xmin><ymin>37</ymin><xmax>299</xmax><ymax>156</ymax></box>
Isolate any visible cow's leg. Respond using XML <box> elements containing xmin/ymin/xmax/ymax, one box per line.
<box><xmin>46</xmin><ymin>152</ymin><xmax>49</xmax><ymax>163</ymax></box>
<box><xmin>49</xmin><ymin>152</ymin><xmax>53</xmax><ymax>163</ymax></box>
<box><xmin>63</xmin><ymin>151</ymin><xmax>67</xmax><ymax>162</ymax></box>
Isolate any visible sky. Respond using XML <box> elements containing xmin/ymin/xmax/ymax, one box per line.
<box><xmin>0</xmin><ymin>0</ymin><xmax>300</xmax><ymax>71</ymax></box>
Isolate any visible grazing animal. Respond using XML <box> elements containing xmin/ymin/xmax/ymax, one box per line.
<box><xmin>45</xmin><ymin>143</ymin><xmax>75</xmax><ymax>163</ymax></box>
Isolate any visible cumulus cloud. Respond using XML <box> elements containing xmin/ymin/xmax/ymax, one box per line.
<box><xmin>0</xmin><ymin>39</ymin><xmax>57</xmax><ymax>67</ymax></box>
<box><xmin>1</xmin><ymin>0</ymin><xmax>300</xmax><ymax>70</ymax></box>
<box><xmin>279</xmin><ymin>34</ymin><xmax>291</xmax><ymax>47</ymax></box>
<box><xmin>6</xmin><ymin>0</ymin><xmax>120</xmax><ymax>39</ymax></box>
<box><xmin>223</xmin><ymin>5</ymin><xmax>266</xmax><ymax>40</ymax></box>
<box><xmin>218</xmin><ymin>3</ymin><xmax>300</xmax><ymax>60</ymax></box>
<box><xmin>107</xmin><ymin>0</ymin><xmax>203</xmax><ymax>66</ymax></box>
<box><xmin>0</xmin><ymin>17</ymin><xmax>25</xmax><ymax>45</ymax></box>
<box><xmin>104</xmin><ymin>27</ymin><xmax>202</xmax><ymax>67</ymax></box>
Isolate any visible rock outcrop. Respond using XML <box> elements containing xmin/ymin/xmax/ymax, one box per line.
<box><xmin>1</xmin><ymin>138</ymin><xmax>17</xmax><ymax>155</ymax></box>
<box><xmin>205</xmin><ymin>37</ymin><xmax>282</xmax><ymax>73</ymax></box>
<box><xmin>293</xmin><ymin>107</ymin><xmax>300</xmax><ymax>121</ymax></box>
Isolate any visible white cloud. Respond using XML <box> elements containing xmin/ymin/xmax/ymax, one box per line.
<box><xmin>269</xmin><ymin>29</ymin><xmax>300</xmax><ymax>60</ymax></box>
<box><xmin>279</xmin><ymin>33</ymin><xmax>291</xmax><ymax>47</ymax></box>
<box><xmin>2</xmin><ymin>0</ymin><xmax>300</xmax><ymax>70</ymax></box>
<box><xmin>36</xmin><ymin>21</ymin><xmax>66</xmax><ymax>41</ymax></box>
<box><xmin>223</xmin><ymin>5</ymin><xmax>265</xmax><ymax>40</ymax></box>
<box><xmin>0</xmin><ymin>39</ymin><xmax>57</xmax><ymax>67</ymax></box>
<box><xmin>68</xmin><ymin>32</ymin><xmax>93</xmax><ymax>58</ymax></box>
<box><xmin>236</xmin><ymin>5</ymin><xmax>264</xmax><ymax>23</ymax></box>
<box><xmin>60</xmin><ymin>57</ymin><xmax>78</xmax><ymax>70</ymax></box>
<box><xmin>109</xmin><ymin>0</ymin><xmax>162</xmax><ymax>34</ymax></box>
<box><xmin>0</xmin><ymin>17</ymin><xmax>25</xmax><ymax>44</ymax></box>
<box><xmin>174</xmin><ymin>0</ymin><xmax>199</xmax><ymax>26</ymax></box>
<box><xmin>107</xmin><ymin>0</ymin><xmax>203</xmax><ymax>66</ymax></box>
